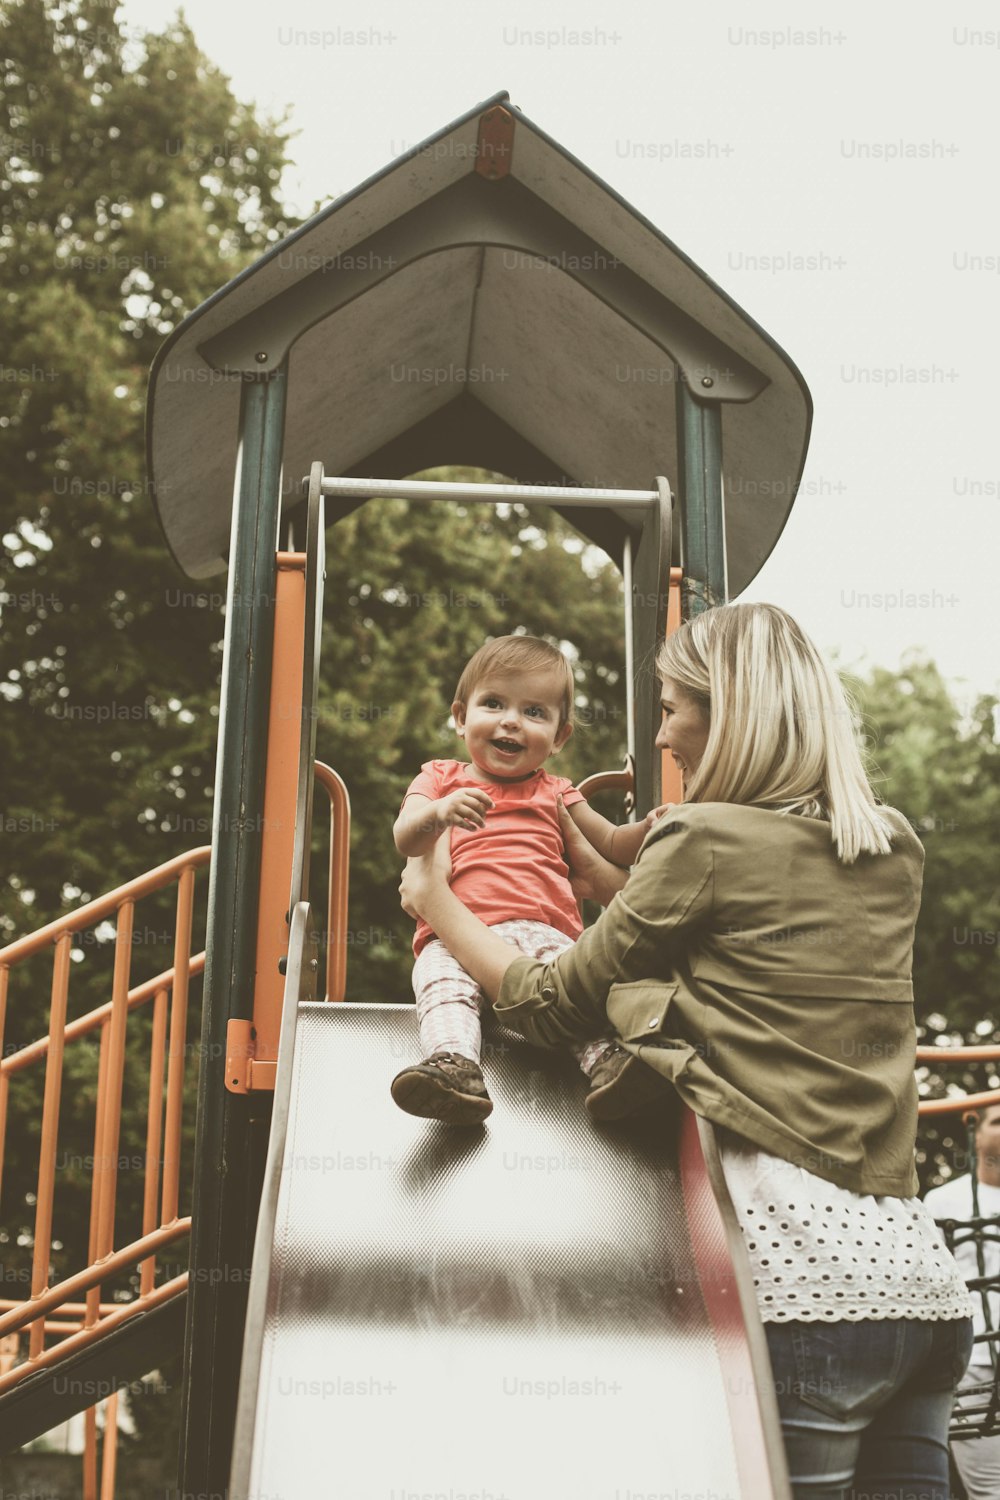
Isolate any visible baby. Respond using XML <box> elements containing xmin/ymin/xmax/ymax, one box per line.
<box><xmin>391</xmin><ymin>634</ymin><xmax>662</xmax><ymax>1125</ymax></box>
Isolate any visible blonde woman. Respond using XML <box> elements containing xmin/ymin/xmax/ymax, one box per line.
<box><xmin>400</xmin><ymin>602</ymin><xmax>974</xmax><ymax>1500</ymax></box>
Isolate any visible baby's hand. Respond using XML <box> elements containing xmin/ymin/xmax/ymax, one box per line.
<box><xmin>436</xmin><ymin>787</ymin><xmax>494</xmax><ymax>833</ymax></box>
<box><xmin>643</xmin><ymin>802</ymin><xmax>676</xmax><ymax>831</ymax></box>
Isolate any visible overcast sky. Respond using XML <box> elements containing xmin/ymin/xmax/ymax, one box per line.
<box><xmin>121</xmin><ymin>0</ymin><xmax>1000</xmax><ymax>698</ymax></box>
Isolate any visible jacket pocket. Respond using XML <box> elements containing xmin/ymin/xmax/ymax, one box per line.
<box><xmin>607</xmin><ymin>980</ymin><xmax>679</xmax><ymax>1043</ymax></box>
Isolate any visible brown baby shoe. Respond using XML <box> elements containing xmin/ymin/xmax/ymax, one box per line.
<box><xmin>584</xmin><ymin>1044</ymin><xmax>666</xmax><ymax>1121</ymax></box>
<box><xmin>391</xmin><ymin>1051</ymin><xmax>493</xmax><ymax>1124</ymax></box>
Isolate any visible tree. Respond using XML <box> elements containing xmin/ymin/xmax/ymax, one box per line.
<box><xmin>1</xmin><ymin>0</ymin><xmax>294</xmax><ymax>940</ymax></box>
<box><xmin>852</xmin><ymin>655</ymin><xmax>1000</xmax><ymax>1039</ymax></box>
<box><xmin>851</xmin><ymin>656</ymin><xmax>1000</xmax><ymax>1187</ymax></box>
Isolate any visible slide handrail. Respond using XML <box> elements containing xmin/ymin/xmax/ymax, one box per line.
<box><xmin>0</xmin><ymin>848</ymin><xmax>209</xmax><ymax>1402</ymax></box>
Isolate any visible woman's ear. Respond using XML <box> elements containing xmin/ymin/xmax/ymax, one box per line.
<box><xmin>451</xmin><ymin>700</ymin><xmax>467</xmax><ymax>737</ymax></box>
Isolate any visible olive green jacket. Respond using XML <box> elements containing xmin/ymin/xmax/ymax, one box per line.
<box><xmin>495</xmin><ymin>802</ymin><xmax>924</xmax><ymax>1196</ymax></box>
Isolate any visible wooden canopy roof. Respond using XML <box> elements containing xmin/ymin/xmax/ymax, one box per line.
<box><xmin>147</xmin><ymin>91</ymin><xmax>811</xmax><ymax>586</ymax></box>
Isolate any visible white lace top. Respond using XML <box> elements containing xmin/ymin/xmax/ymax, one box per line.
<box><xmin>717</xmin><ymin>1130</ymin><xmax>975</xmax><ymax>1324</ymax></box>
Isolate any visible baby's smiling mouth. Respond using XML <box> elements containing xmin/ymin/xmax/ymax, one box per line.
<box><xmin>492</xmin><ymin>737</ymin><xmax>524</xmax><ymax>753</ymax></box>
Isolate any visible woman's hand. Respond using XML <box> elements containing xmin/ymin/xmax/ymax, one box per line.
<box><xmin>557</xmin><ymin>797</ymin><xmax>629</xmax><ymax>906</ymax></box>
<box><xmin>399</xmin><ymin>834</ymin><xmax>453</xmax><ymax>919</ymax></box>
<box><xmin>643</xmin><ymin>801</ymin><xmax>676</xmax><ymax>832</ymax></box>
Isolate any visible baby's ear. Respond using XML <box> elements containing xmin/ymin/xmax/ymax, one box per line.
<box><xmin>451</xmin><ymin>699</ymin><xmax>467</xmax><ymax>734</ymax></box>
<box><xmin>552</xmin><ymin>721</ymin><xmax>574</xmax><ymax>752</ymax></box>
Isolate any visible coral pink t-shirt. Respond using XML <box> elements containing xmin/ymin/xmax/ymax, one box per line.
<box><xmin>402</xmin><ymin>759</ymin><xmax>585</xmax><ymax>956</ymax></box>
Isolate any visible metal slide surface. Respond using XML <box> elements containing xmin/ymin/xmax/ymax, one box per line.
<box><xmin>231</xmin><ymin>998</ymin><xmax>785</xmax><ymax>1499</ymax></box>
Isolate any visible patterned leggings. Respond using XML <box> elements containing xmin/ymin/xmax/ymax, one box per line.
<box><xmin>411</xmin><ymin>918</ymin><xmax>616</xmax><ymax>1075</ymax></box>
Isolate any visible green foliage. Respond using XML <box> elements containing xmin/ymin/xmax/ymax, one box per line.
<box><xmin>0</xmin><ymin>0</ymin><xmax>294</xmax><ymax>972</ymax></box>
<box><xmin>853</xmin><ymin>656</ymin><xmax>1000</xmax><ymax>1039</ymax></box>
<box><xmin>850</xmin><ymin>656</ymin><xmax>1000</xmax><ymax>1187</ymax></box>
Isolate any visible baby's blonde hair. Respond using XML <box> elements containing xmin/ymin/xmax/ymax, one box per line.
<box><xmin>454</xmin><ymin>635</ymin><xmax>576</xmax><ymax>727</ymax></box>
<box><xmin>656</xmin><ymin>602</ymin><xmax>894</xmax><ymax>864</ymax></box>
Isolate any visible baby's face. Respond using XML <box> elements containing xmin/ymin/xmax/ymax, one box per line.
<box><xmin>453</xmin><ymin>668</ymin><xmax>572</xmax><ymax>784</ymax></box>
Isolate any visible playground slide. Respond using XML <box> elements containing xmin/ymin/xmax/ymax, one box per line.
<box><xmin>228</xmin><ymin>930</ymin><xmax>790</xmax><ymax>1500</ymax></box>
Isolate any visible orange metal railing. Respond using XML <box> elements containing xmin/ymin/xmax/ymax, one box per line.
<box><xmin>315</xmin><ymin>761</ymin><xmax>351</xmax><ymax>1004</ymax></box>
<box><xmin>0</xmin><ymin>846</ymin><xmax>210</xmax><ymax>1491</ymax></box>
<box><xmin>0</xmin><ymin>755</ymin><xmax>351</xmax><ymax>1469</ymax></box>
<box><xmin>917</xmin><ymin>1045</ymin><xmax>1000</xmax><ymax>1116</ymax></box>
<box><xmin>575</xmin><ymin>766</ymin><xmax>633</xmax><ymax>805</ymax></box>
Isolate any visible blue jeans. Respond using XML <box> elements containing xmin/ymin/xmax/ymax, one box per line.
<box><xmin>764</xmin><ymin>1315</ymin><xmax>974</xmax><ymax>1500</ymax></box>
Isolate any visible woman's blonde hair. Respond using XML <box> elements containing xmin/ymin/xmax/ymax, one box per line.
<box><xmin>656</xmin><ymin>602</ymin><xmax>894</xmax><ymax>864</ymax></box>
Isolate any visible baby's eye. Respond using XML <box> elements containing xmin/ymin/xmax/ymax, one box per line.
<box><xmin>482</xmin><ymin>696</ymin><xmax>502</xmax><ymax>709</ymax></box>
<box><xmin>525</xmin><ymin>706</ymin><xmax>546</xmax><ymax>718</ymax></box>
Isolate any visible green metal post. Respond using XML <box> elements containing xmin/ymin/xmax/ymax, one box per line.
<box><xmin>676</xmin><ymin>376</ymin><xmax>727</xmax><ymax>616</ymax></box>
<box><xmin>178</xmin><ymin>367</ymin><xmax>288</xmax><ymax>1500</ymax></box>
<box><xmin>630</xmin><ymin>477</ymin><xmax>673</xmax><ymax>816</ymax></box>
